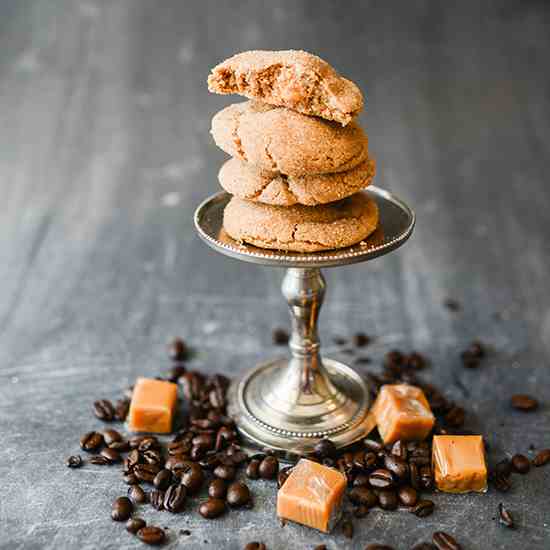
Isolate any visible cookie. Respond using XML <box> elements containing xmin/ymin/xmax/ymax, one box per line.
<box><xmin>218</xmin><ymin>156</ymin><xmax>376</xmax><ymax>206</ymax></box>
<box><xmin>223</xmin><ymin>192</ymin><xmax>379</xmax><ymax>252</ymax></box>
<box><xmin>211</xmin><ymin>100</ymin><xmax>368</xmax><ymax>176</ymax></box>
<box><xmin>208</xmin><ymin>50</ymin><xmax>363</xmax><ymax>126</ymax></box>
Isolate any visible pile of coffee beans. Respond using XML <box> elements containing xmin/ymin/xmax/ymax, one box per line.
<box><xmin>65</xmin><ymin>337</ymin><xmax>548</xmax><ymax>548</ymax></box>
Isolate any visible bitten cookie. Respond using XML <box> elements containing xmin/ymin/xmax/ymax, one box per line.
<box><xmin>208</xmin><ymin>50</ymin><xmax>363</xmax><ymax>126</ymax></box>
<box><xmin>211</xmin><ymin>101</ymin><xmax>368</xmax><ymax>176</ymax></box>
<box><xmin>223</xmin><ymin>192</ymin><xmax>379</xmax><ymax>252</ymax></box>
<box><xmin>218</xmin><ymin>156</ymin><xmax>376</xmax><ymax>206</ymax></box>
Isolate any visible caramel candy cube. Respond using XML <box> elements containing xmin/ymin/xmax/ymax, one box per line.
<box><xmin>372</xmin><ymin>384</ymin><xmax>435</xmax><ymax>444</ymax></box>
<box><xmin>277</xmin><ymin>458</ymin><xmax>346</xmax><ymax>532</ymax></box>
<box><xmin>432</xmin><ymin>435</ymin><xmax>487</xmax><ymax>493</ymax></box>
<box><xmin>128</xmin><ymin>377</ymin><xmax>178</xmax><ymax>434</ymax></box>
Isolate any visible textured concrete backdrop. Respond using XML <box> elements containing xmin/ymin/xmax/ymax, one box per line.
<box><xmin>1</xmin><ymin>1</ymin><xmax>549</xmax><ymax>548</ymax></box>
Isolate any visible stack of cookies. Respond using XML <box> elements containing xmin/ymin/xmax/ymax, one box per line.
<box><xmin>208</xmin><ymin>50</ymin><xmax>379</xmax><ymax>253</ymax></box>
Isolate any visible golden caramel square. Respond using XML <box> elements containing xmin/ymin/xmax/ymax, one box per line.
<box><xmin>277</xmin><ymin>459</ymin><xmax>346</xmax><ymax>532</ymax></box>
<box><xmin>372</xmin><ymin>384</ymin><xmax>435</xmax><ymax>444</ymax></box>
<box><xmin>128</xmin><ymin>377</ymin><xmax>178</xmax><ymax>434</ymax></box>
<box><xmin>432</xmin><ymin>435</ymin><xmax>487</xmax><ymax>493</ymax></box>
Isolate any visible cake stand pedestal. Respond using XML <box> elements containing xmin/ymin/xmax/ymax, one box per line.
<box><xmin>194</xmin><ymin>187</ymin><xmax>415</xmax><ymax>458</ymax></box>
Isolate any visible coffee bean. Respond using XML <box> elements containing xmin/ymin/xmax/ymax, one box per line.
<box><xmin>533</xmin><ymin>449</ymin><xmax>550</xmax><ymax>467</ymax></box>
<box><xmin>214</xmin><ymin>464</ymin><xmax>236</xmax><ymax>481</ymax></box>
<box><xmin>108</xmin><ymin>440</ymin><xmax>130</xmax><ymax>452</ymax></box>
<box><xmin>153</xmin><ymin>469</ymin><xmax>173</xmax><ymax>490</ymax></box>
<box><xmin>168</xmin><ymin>440</ymin><xmax>192</xmax><ymax>456</ymax></box>
<box><xmin>100</xmin><ymin>447</ymin><xmax>121</xmax><ymax>464</ymax></box>
<box><xmin>272</xmin><ymin>328</ymin><xmax>289</xmax><ymax>345</ymax></box>
<box><xmin>143</xmin><ymin>449</ymin><xmax>163</xmax><ymax>466</ymax></box>
<box><xmin>444</xmin><ymin>406</ymin><xmax>465</xmax><ymax>428</ymax></box>
<box><xmin>277</xmin><ymin>466</ymin><xmax>293</xmax><ymax>489</ymax></box>
<box><xmin>493</xmin><ymin>474</ymin><xmax>512</xmax><ymax>492</ymax></box>
<box><xmin>364</xmin><ymin>438</ymin><xmax>384</xmax><ymax>453</ymax></box>
<box><xmin>411</xmin><ymin>544</ymin><xmax>437</xmax><ymax>550</ymax></box>
<box><xmin>208</xmin><ymin>479</ymin><xmax>227</xmax><ymax>499</ymax></box>
<box><xmin>93</xmin><ymin>399</ymin><xmax>115</xmax><ymax>421</ymax></box>
<box><xmin>419</xmin><ymin>465</ymin><xmax>433</xmax><ymax>490</ymax></box>
<box><xmin>199</xmin><ymin>498</ymin><xmax>226</xmax><ymax>519</ymax></box>
<box><xmin>353</xmin><ymin>473</ymin><xmax>370</xmax><ymax>487</ymax></box>
<box><xmin>511</xmin><ymin>454</ymin><xmax>530</xmax><ymax>474</ymax></box>
<box><xmin>411</xmin><ymin>499</ymin><xmax>435</xmax><ymax>517</ymax></box>
<box><xmin>244</xmin><ymin>543</ymin><xmax>266</xmax><ymax>550</ymax></box>
<box><xmin>65</xmin><ymin>455</ymin><xmax>83</xmax><ymax>468</ymax></box>
<box><xmin>215</xmin><ymin>426</ymin><xmax>236</xmax><ymax>451</ymax></box>
<box><xmin>137</xmin><ymin>525</ymin><xmax>165</xmax><ymax>545</ymax></box>
<box><xmin>443</xmin><ymin>297</ymin><xmax>461</xmax><ymax>311</ymax></box>
<box><xmin>124</xmin><ymin>473</ymin><xmax>139</xmax><ymax>485</ymax></box>
<box><xmin>348</xmin><ymin>486</ymin><xmax>378</xmax><ymax>508</ymax></box>
<box><xmin>378</xmin><ymin>489</ymin><xmax>398</xmax><ymax>511</ymax></box>
<box><xmin>138</xmin><ymin>436</ymin><xmax>160</xmax><ymax>452</ymax></box>
<box><xmin>353</xmin><ymin>332</ymin><xmax>371</xmax><ymax>347</ymax></box>
<box><xmin>494</xmin><ymin>459</ymin><xmax>512</xmax><ymax>478</ymax></box>
<box><xmin>150</xmin><ymin>489</ymin><xmax>165</xmax><ymax>511</ymax></box>
<box><xmin>511</xmin><ymin>394</ymin><xmax>539</xmax><ymax>412</ymax></box>
<box><xmin>134</xmin><ymin>463</ymin><xmax>161</xmax><ymax>483</ymax></box>
<box><xmin>180</xmin><ymin>462</ymin><xmax>204</xmax><ymax>493</ymax></box>
<box><xmin>164</xmin><ymin>483</ymin><xmax>186</xmax><ymax>513</ymax></box>
<box><xmin>397</xmin><ymin>486</ymin><xmax>418</xmax><ymax>507</ymax></box>
<box><xmin>111</xmin><ymin>496</ymin><xmax>133</xmax><ymax>521</ymax></box>
<box><xmin>353</xmin><ymin>505</ymin><xmax>370</xmax><ymax>518</ymax></box>
<box><xmin>432</xmin><ymin>531</ymin><xmax>461</xmax><ymax>550</ymax></box>
<box><xmin>227</xmin><ymin>482</ymin><xmax>251</xmax><ymax>507</ymax></box>
<box><xmin>115</xmin><ymin>398</ymin><xmax>130</xmax><ymax>421</ymax></box>
<box><xmin>384</xmin><ymin>455</ymin><xmax>408</xmax><ymax>480</ymax></box>
<box><xmin>341</xmin><ymin>518</ymin><xmax>354</xmax><ymax>539</ymax></box>
<box><xmin>80</xmin><ymin>431</ymin><xmax>104</xmax><ymax>452</ymax></box>
<box><xmin>369</xmin><ymin>469</ymin><xmax>394</xmax><ymax>489</ymax></box>
<box><xmin>259</xmin><ymin>456</ymin><xmax>279</xmax><ymax>479</ymax></box>
<box><xmin>314</xmin><ymin>438</ymin><xmax>337</xmax><ymax>459</ymax></box>
<box><xmin>127</xmin><ymin>449</ymin><xmax>140</xmax><ymax>468</ymax></box>
<box><xmin>461</xmin><ymin>350</ymin><xmax>480</xmax><ymax>369</ymax></box>
<box><xmin>169</xmin><ymin>337</ymin><xmax>188</xmax><ymax>361</ymax></box>
<box><xmin>102</xmin><ymin>429</ymin><xmax>122</xmax><ymax>445</ymax></box>
<box><xmin>409</xmin><ymin>462</ymin><xmax>420</xmax><ymax>490</ymax></box>
<box><xmin>391</xmin><ymin>440</ymin><xmax>407</xmax><ymax>460</ymax></box>
<box><xmin>89</xmin><ymin>455</ymin><xmax>110</xmax><ymax>465</ymax></box>
<box><xmin>498</xmin><ymin>502</ymin><xmax>514</xmax><ymax>528</ymax></box>
<box><xmin>128</xmin><ymin>485</ymin><xmax>147</xmax><ymax>504</ymax></box>
<box><xmin>126</xmin><ymin>517</ymin><xmax>146</xmax><ymax>534</ymax></box>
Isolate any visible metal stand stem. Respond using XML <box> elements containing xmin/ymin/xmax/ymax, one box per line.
<box><xmin>264</xmin><ymin>269</ymin><xmax>343</xmax><ymax>411</ymax></box>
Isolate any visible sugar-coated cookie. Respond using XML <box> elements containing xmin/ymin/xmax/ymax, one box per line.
<box><xmin>208</xmin><ymin>49</ymin><xmax>363</xmax><ymax>126</ymax></box>
<box><xmin>218</xmin><ymin>156</ymin><xmax>375</xmax><ymax>206</ymax></box>
<box><xmin>223</xmin><ymin>192</ymin><xmax>379</xmax><ymax>252</ymax></box>
<box><xmin>211</xmin><ymin>101</ymin><xmax>368</xmax><ymax>176</ymax></box>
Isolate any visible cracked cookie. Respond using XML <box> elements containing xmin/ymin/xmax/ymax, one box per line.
<box><xmin>208</xmin><ymin>50</ymin><xmax>363</xmax><ymax>126</ymax></box>
<box><xmin>218</xmin><ymin>156</ymin><xmax>376</xmax><ymax>206</ymax></box>
<box><xmin>223</xmin><ymin>192</ymin><xmax>379</xmax><ymax>252</ymax></box>
<box><xmin>211</xmin><ymin>100</ymin><xmax>368</xmax><ymax>176</ymax></box>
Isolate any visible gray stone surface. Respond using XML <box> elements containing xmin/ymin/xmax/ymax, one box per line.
<box><xmin>1</xmin><ymin>1</ymin><xmax>549</xmax><ymax>548</ymax></box>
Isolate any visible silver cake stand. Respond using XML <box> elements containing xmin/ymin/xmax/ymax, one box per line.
<box><xmin>194</xmin><ymin>187</ymin><xmax>415</xmax><ymax>458</ymax></box>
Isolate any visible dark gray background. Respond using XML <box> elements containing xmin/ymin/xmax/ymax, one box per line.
<box><xmin>1</xmin><ymin>1</ymin><xmax>549</xmax><ymax>548</ymax></box>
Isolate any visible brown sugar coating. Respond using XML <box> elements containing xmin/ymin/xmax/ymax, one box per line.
<box><xmin>218</xmin><ymin>156</ymin><xmax>376</xmax><ymax>206</ymax></box>
<box><xmin>208</xmin><ymin>50</ymin><xmax>364</xmax><ymax>126</ymax></box>
<box><xmin>211</xmin><ymin>100</ymin><xmax>368</xmax><ymax>176</ymax></box>
<box><xmin>223</xmin><ymin>192</ymin><xmax>379</xmax><ymax>252</ymax></box>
